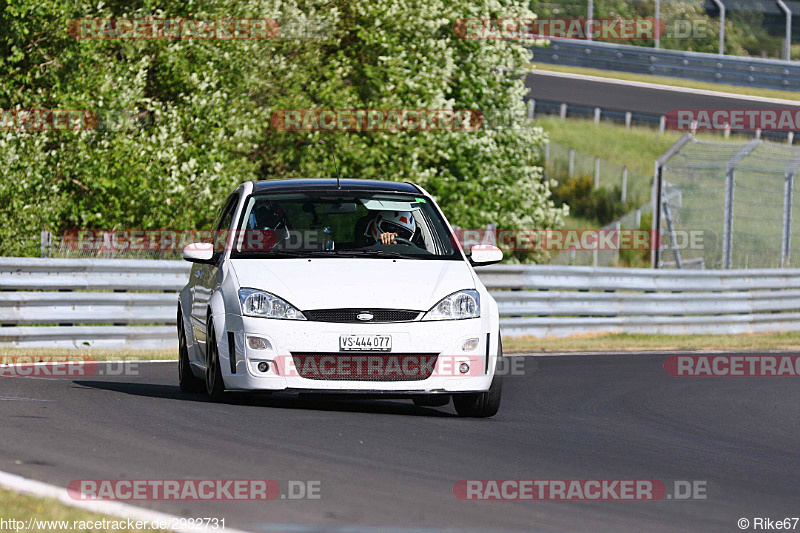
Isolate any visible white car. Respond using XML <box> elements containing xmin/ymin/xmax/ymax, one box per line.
<box><xmin>177</xmin><ymin>179</ymin><xmax>505</xmax><ymax>417</ymax></box>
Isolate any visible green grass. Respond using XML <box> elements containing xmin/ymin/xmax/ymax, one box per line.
<box><xmin>561</xmin><ymin>213</ymin><xmax>603</xmax><ymax>230</ymax></box>
<box><xmin>0</xmin><ymin>487</ymin><xmax>167</xmax><ymax>532</ymax></box>
<box><xmin>504</xmin><ymin>331</ymin><xmax>800</xmax><ymax>354</ymax></box>
<box><xmin>534</xmin><ymin>64</ymin><xmax>800</xmax><ymax>102</ymax></box>
<box><xmin>537</xmin><ymin>116</ymin><xmax>685</xmax><ymax>177</ymax></box>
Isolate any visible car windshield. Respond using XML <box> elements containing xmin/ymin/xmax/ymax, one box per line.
<box><xmin>230</xmin><ymin>191</ymin><xmax>461</xmax><ymax>260</ymax></box>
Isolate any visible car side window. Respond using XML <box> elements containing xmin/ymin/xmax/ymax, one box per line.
<box><xmin>213</xmin><ymin>194</ymin><xmax>239</xmax><ymax>253</ymax></box>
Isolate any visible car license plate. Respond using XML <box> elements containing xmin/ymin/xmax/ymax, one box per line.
<box><xmin>339</xmin><ymin>334</ymin><xmax>392</xmax><ymax>351</ymax></box>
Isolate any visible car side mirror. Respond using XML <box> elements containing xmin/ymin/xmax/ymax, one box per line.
<box><xmin>469</xmin><ymin>244</ymin><xmax>503</xmax><ymax>266</ymax></box>
<box><xmin>183</xmin><ymin>242</ymin><xmax>215</xmax><ymax>264</ymax></box>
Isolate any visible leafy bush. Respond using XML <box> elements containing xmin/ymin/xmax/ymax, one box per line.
<box><xmin>551</xmin><ymin>174</ymin><xmax>627</xmax><ymax>226</ymax></box>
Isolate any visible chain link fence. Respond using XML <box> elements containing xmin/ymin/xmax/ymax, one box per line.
<box><xmin>658</xmin><ymin>135</ymin><xmax>800</xmax><ymax>269</ymax></box>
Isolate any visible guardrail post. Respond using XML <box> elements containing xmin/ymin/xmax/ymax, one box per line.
<box><xmin>625</xmin><ymin>112</ymin><xmax>632</xmax><ymax>130</ymax></box>
<box><xmin>594</xmin><ymin>107</ymin><xmax>601</xmax><ymax>124</ymax></box>
<box><xmin>621</xmin><ymin>167</ymin><xmax>628</xmax><ymax>204</ymax></box>
<box><xmin>788</xmin><ymin>132</ymin><xmax>794</xmax><ymax>145</ymax></box>
<box><xmin>594</xmin><ymin>158</ymin><xmax>600</xmax><ymax>189</ymax></box>
<box><xmin>614</xmin><ymin>221</ymin><xmax>621</xmax><ymax>265</ymax></box>
<box><xmin>635</xmin><ymin>208</ymin><xmax>641</xmax><ymax>228</ymax></box>
<box><xmin>528</xmin><ymin>99</ymin><xmax>535</xmax><ymax>119</ymax></box>
<box><xmin>560</xmin><ymin>103</ymin><xmax>567</xmax><ymax>120</ymax></box>
<box><xmin>724</xmin><ymin>123</ymin><xmax>731</xmax><ymax>139</ymax></box>
<box><xmin>659</xmin><ymin>116</ymin><xmax>666</xmax><ymax>134</ymax></box>
<box><xmin>569</xmin><ymin>149</ymin><xmax>575</xmax><ymax>179</ymax></box>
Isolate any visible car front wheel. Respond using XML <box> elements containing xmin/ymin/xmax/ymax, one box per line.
<box><xmin>453</xmin><ymin>339</ymin><xmax>503</xmax><ymax>418</ymax></box>
<box><xmin>205</xmin><ymin>319</ymin><xmax>227</xmax><ymax>402</ymax></box>
<box><xmin>178</xmin><ymin>312</ymin><xmax>204</xmax><ymax>393</ymax></box>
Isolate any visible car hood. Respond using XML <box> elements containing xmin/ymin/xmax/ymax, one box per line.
<box><xmin>230</xmin><ymin>258</ymin><xmax>475</xmax><ymax>311</ymax></box>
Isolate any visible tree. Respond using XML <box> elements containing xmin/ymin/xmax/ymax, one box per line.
<box><xmin>0</xmin><ymin>0</ymin><xmax>564</xmax><ymax>261</ymax></box>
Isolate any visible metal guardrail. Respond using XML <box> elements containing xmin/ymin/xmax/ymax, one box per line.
<box><xmin>0</xmin><ymin>258</ymin><xmax>187</xmax><ymax>350</ymax></box>
<box><xmin>534</xmin><ymin>39</ymin><xmax>800</xmax><ymax>91</ymax></box>
<box><xmin>1</xmin><ymin>258</ymin><xmax>799</xmax><ymax>348</ymax></box>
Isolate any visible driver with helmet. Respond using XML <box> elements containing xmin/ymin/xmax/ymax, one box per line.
<box><xmin>367</xmin><ymin>210</ymin><xmax>420</xmax><ymax>245</ymax></box>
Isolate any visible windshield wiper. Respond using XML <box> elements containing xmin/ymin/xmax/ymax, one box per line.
<box><xmin>335</xmin><ymin>248</ymin><xmax>417</xmax><ymax>259</ymax></box>
<box><xmin>235</xmin><ymin>250</ymin><xmax>328</xmax><ymax>258</ymax></box>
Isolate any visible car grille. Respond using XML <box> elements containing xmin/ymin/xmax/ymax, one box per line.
<box><xmin>303</xmin><ymin>309</ymin><xmax>420</xmax><ymax>323</ymax></box>
<box><xmin>291</xmin><ymin>353</ymin><xmax>438</xmax><ymax>381</ymax></box>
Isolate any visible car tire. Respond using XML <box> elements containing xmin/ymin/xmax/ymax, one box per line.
<box><xmin>412</xmin><ymin>395</ymin><xmax>450</xmax><ymax>408</ymax></box>
<box><xmin>178</xmin><ymin>312</ymin><xmax>204</xmax><ymax>393</ymax></box>
<box><xmin>453</xmin><ymin>339</ymin><xmax>503</xmax><ymax>418</ymax></box>
<box><xmin>205</xmin><ymin>319</ymin><xmax>227</xmax><ymax>402</ymax></box>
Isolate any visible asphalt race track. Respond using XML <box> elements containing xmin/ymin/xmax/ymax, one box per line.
<box><xmin>526</xmin><ymin>70</ymin><xmax>800</xmax><ymax>115</ymax></box>
<box><xmin>1</xmin><ymin>354</ymin><xmax>799</xmax><ymax>532</ymax></box>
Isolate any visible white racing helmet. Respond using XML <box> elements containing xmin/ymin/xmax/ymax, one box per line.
<box><xmin>371</xmin><ymin>210</ymin><xmax>416</xmax><ymax>242</ymax></box>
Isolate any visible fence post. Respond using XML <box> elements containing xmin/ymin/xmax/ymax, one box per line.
<box><xmin>560</xmin><ymin>103</ymin><xmax>568</xmax><ymax>120</ymax></box>
<box><xmin>635</xmin><ymin>208</ymin><xmax>641</xmax><ymax>228</ymax></box>
<box><xmin>528</xmin><ymin>99</ymin><xmax>536</xmax><ymax>120</ymax></box>
<box><xmin>781</xmin><ymin>171</ymin><xmax>794</xmax><ymax>267</ymax></box>
<box><xmin>40</xmin><ymin>231</ymin><xmax>53</xmax><ymax>258</ymax></box>
<box><xmin>614</xmin><ymin>221</ymin><xmax>621</xmax><ymax>265</ymax></box>
<box><xmin>788</xmin><ymin>132</ymin><xmax>794</xmax><ymax>145</ymax></box>
<box><xmin>722</xmin><ymin>167</ymin><xmax>735</xmax><ymax>269</ymax></box>
<box><xmin>722</xmin><ymin>139</ymin><xmax>761</xmax><ymax>269</ymax></box>
<box><xmin>654</xmin><ymin>0</ymin><xmax>661</xmax><ymax>49</ymax></box>
<box><xmin>594</xmin><ymin>107</ymin><xmax>601</xmax><ymax>124</ymax></box>
<box><xmin>569</xmin><ymin>149</ymin><xmax>575</xmax><ymax>179</ymax></box>
<box><xmin>594</xmin><ymin>158</ymin><xmax>600</xmax><ymax>189</ymax></box>
<box><xmin>625</xmin><ymin>112</ymin><xmax>632</xmax><ymax>130</ymax></box>
<box><xmin>659</xmin><ymin>116</ymin><xmax>666</xmax><ymax>134</ymax></box>
<box><xmin>587</xmin><ymin>0</ymin><xmax>594</xmax><ymax>41</ymax></box>
<box><xmin>621</xmin><ymin>166</ymin><xmax>628</xmax><ymax>204</ymax></box>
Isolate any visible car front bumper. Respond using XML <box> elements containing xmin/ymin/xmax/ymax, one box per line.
<box><xmin>220</xmin><ymin>315</ymin><xmax>498</xmax><ymax>393</ymax></box>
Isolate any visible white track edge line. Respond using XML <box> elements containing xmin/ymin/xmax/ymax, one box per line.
<box><xmin>0</xmin><ymin>469</ymin><xmax>252</xmax><ymax>533</ymax></box>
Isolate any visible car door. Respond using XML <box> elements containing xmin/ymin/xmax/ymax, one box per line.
<box><xmin>191</xmin><ymin>193</ymin><xmax>239</xmax><ymax>349</ymax></box>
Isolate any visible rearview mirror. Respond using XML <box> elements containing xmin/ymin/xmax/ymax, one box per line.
<box><xmin>323</xmin><ymin>202</ymin><xmax>357</xmax><ymax>214</ymax></box>
<box><xmin>469</xmin><ymin>244</ymin><xmax>503</xmax><ymax>266</ymax></box>
<box><xmin>183</xmin><ymin>242</ymin><xmax>215</xmax><ymax>264</ymax></box>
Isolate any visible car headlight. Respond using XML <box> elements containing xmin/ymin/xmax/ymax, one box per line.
<box><xmin>238</xmin><ymin>288</ymin><xmax>306</xmax><ymax>320</ymax></box>
<box><xmin>422</xmin><ymin>290</ymin><xmax>480</xmax><ymax>321</ymax></box>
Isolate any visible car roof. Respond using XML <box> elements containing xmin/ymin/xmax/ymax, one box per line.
<box><xmin>251</xmin><ymin>178</ymin><xmax>421</xmax><ymax>194</ymax></box>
